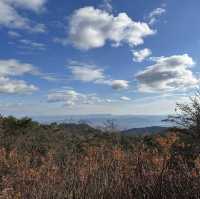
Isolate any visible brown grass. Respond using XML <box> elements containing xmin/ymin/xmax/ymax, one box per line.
<box><xmin>1</xmin><ymin>135</ymin><xmax>200</xmax><ymax>199</ymax></box>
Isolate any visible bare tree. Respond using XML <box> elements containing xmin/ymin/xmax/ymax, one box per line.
<box><xmin>166</xmin><ymin>91</ymin><xmax>200</xmax><ymax>138</ymax></box>
<box><xmin>103</xmin><ymin>119</ymin><xmax>119</xmax><ymax>133</ymax></box>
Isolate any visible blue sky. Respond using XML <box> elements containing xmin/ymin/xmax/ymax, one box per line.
<box><xmin>0</xmin><ymin>0</ymin><xmax>200</xmax><ymax>117</ymax></box>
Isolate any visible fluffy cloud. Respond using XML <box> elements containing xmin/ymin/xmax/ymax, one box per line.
<box><xmin>0</xmin><ymin>59</ymin><xmax>37</xmax><ymax>76</ymax></box>
<box><xmin>148</xmin><ymin>8</ymin><xmax>166</xmax><ymax>25</ymax></box>
<box><xmin>0</xmin><ymin>0</ymin><xmax>46</xmax><ymax>32</ymax></box>
<box><xmin>111</xmin><ymin>80</ymin><xmax>129</xmax><ymax>90</ymax></box>
<box><xmin>48</xmin><ymin>90</ymin><xmax>79</xmax><ymax>104</ymax></box>
<box><xmin>68</xmin><ymin>6</ymin><xmax>155</xmax><ymax>50</ymax></box>
<box><xmin>132</xmin><ymin>48</ymin><xmax>152</xmax><ymax>62</ymax></box>
<box><xmin>47</xmin><ymin>89</ymin><xmax>112</xmax><ymax>106</ymax></box>
<box><xmin>0</xmin><ymin>76</ymin><xmax>38</xmax><ymax>94</ymax></box>
<box><xmin>96</xmin><ymin>79</ymin><xmax>130</xmax><ymax>90</ymax></box>
<box><xmin>136</xmin><ymin>54</ymin><xmax>199</xmax><ymax>92</ymax></box>
<box><xmin>0</xmin><ymin>59</ymin><xmax>38</xmax><ymax>94</ymax></box>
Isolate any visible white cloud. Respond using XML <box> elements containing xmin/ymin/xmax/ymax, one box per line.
<box><xmin>105</xmin><ymin>99</ymin><xmax>114</xmax><ymax>103</ymax></box>
<box><xmin>95</xmin><ymin>78</ymin><xmax>130</xmax><ymax>90</ymax></box>
<box><xmin>0</xmin><ymin>76</ymin><xmax>38</xmax><ymax>94</ymax></box>
<box><xmin>30</xmin><ymin>23</ymin><xmax>46</xmax><ymax>33</ymax></box>
<box><xmin>0</xmin><ymin>59</ymin><xmax>62</xmax><ymax>92</ymax></box>
<box><xmin>0</xmin><ymin>59</ymin><xmax>39</xmax><ymax>94</ymax></box>
<box><xmin>68</xmin><ymin>61</ymin><xmax>129</xmax><ymax>90</ymax></box>
<box><xmin>8</xmin><ymin>0</ymin><xmax>47</xmax><ymax>11</ymax></box>
<box><xmin>48</xmin><ymin>90</ymin><xmax>79</xmax><ymax>103</ymax></box>
<box><xmin>47</xmin><ymin>89</ymin><xmax>112</xmax><ymax>106</ymax></box>
<box><xmin>111</xmin><ymin>80</ymin><xmax>129</xmax><ymax>90</ymax></box>
<box><xmin>136</xmin><ymin>54</ymin><xmax>199</xmax><ymax>93</ymax></box>
<box><xmin>68</xmin><ymin>6</ymin><xmax>155</xmax><ymax>50</ymax></box>
<box><xmin>69</xmin><ymin>62</ymin><xmax>105</xmax><ymax>82</ymax></box>
<box><xmin>0</xmin><ymin>59</ymin><xmax>37</xmax><ymax>76</ymax></box>
<box><xmin>132</xmin><ymin>48</ymin><xmax>152</xmax><ymax>62</ymax></box>
<box><xmin>0</xmin><ymin>0</ymin><xmax>47</xmax><ymax>32</ymax></box>
<box><xmin>148</xmin><ymin>7</ymin><xmax>166</xmax><ymax>25</ymax></box>
<box><xmin>120</xmin><ymin>96</ymin><xmax>131</xmax><ymax>101</ymax></box>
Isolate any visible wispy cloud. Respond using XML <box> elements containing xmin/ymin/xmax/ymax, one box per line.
<box><xmin>19</xmin><ymin>39</ymin><xmax>46</xmax><ymax>50</ymax></box>
<box><xmin>0</xmin><ymin>0</ymin><xmax>47</xmax><ymax>32</ymax></box>
<box><xmin>147</xmin><ymin>7</ymin><xmax>166</xmax><ymax>25</ymax></box>
<box><xmin>8</xmin><ymin>30</ymin><xmax>21</xmax><ymax>38</ymax></box>
<box><xmin>99</xmin><ymin>0</ymin><xmax>113</xmax><ymax>12</ymax></box>
<box><xmin>0</xmin><ymin>59</ymin><xmax>39</xmax><ymax>94</ymax></box>
<box><xmin>68</xmin><ymin>61</ymin><xmax>129</xmax><ymax>90</ymax></box>
<box><xmin>120</xmin><ymin>96</ymin><xmax>131</xmax><ymax>101</ymax></box>
<box><xmin>47</xmin><ymin>89</ymin><xmax>114</xmax><ymax>107</ymax></box>
<box><xmin>69</xmin><ymin>61</ymin><xmax>105</xmax><ymax>82</ymax></box>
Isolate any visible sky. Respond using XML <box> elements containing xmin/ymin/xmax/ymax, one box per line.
<box><xmin>0</xmin><ymin>0</ymin><xmax>200</xmax><ymax>117</ymax></box>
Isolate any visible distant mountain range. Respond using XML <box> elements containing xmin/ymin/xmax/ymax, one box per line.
<box><xmin>33</xmin><ymin>114</ymin><xmax>172</xmax><ymax>130</ymax></box>
<box><xmin>121</xmin><ymin>126</ymin><xmax>169</xmax><ymax>135</ymax></box>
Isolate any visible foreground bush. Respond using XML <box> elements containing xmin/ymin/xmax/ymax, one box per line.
<box><xmin>0</xmin><ymin>138</ymin><xmax>200</xmax><ymax>198</ymax></box>
<box><xmin>0</xmin><ymin>116</ymin><xmax>200</xmax><ymax>198</ymax></box>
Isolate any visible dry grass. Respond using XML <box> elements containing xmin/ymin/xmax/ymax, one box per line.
<box><xmin>1</xmin><ymin>135</ymin><xmax>200</xmax><ymax>199</ymax></box>
<box><xmin>0</xmin><ymin>116</ymin><xmax>200</xmax><ymax>198</ymax></box>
